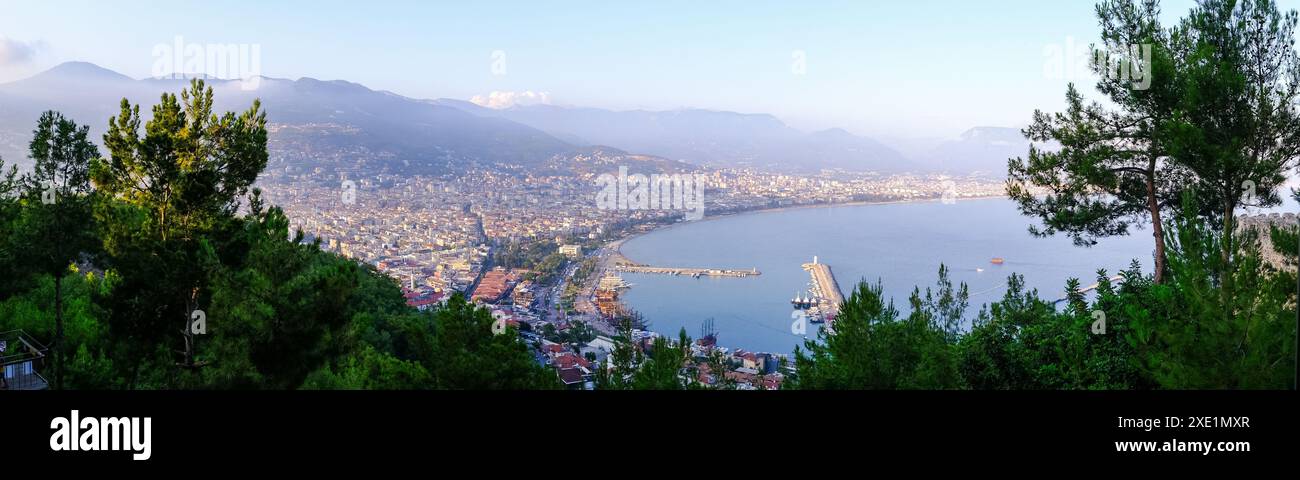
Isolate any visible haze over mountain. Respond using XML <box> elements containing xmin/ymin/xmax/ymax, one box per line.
<box><xmin>428</xmin><ymin>100</ymin><xmax>917</xmax><ymax>173</ymax></box>
<box><xmin>910</xmin><ymin>127</ymin><xmax>1040</xmax><ymax>175</ymax></box>
<box><xmin>0</xmin><ymin>62</ymin><xmax>576</xmax><ymax>176</ymax></box>
<box><xmin>0</xmin><ymin>62</ymin><xmax>1025</xmax><ymax>176</ymax></box>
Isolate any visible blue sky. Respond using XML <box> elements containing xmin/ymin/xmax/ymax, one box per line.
<box><xmin>0</xmin><ymin>0</ymin><xmax>1246</xmax><ymax>138</ymax></box>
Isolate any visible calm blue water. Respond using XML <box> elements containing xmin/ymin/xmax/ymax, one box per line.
<box><xmin>618</xmin><ymin>198</ymin><xmax>1157</xmax><ymax>355</ymax></box>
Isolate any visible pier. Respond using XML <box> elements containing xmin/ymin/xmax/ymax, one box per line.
<box><xmin>608</xmin><ymin>237</ymin><xmax>758</xmax><ymax>277</ymax></box>
<box><xmin>1051</xmin><ymin>275</ymin><xmax>1124</xmax><ymax>304</ymax></box>
<box><xmin>802</xmin><ymin>256</ymin><xmax>845</xmax><ymax>317</ymax></box>
<box><xmin>612</xmin><ymin>265</ymin><xmax>760</xmax><ymax>278</ymax></box>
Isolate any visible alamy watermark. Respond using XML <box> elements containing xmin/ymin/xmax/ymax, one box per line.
<box><xmin>595</xmin><ymin>166</ymin><xmax>706</xmax><ymax>221</ymax></box>
<box><xmin>1091</xmin><ymin>310</ymin><xmax>1107</xmax><ymax>335</ymax></box>
<box><xmin>341</xmin><ymin>180</ymin><xmax>357</xmax><ymax>205</ymax></box>
<box><xmin>941</xmin><ymin>180</ymin><xmax>958</xmax><ymax>205</ymax></box>
<box><xmin>41</xmin><ymin>180</ymin><xmax>55</xmax><ymax>205</ymax></box>
<box><xmin>190</xmin><ymin>309</ymin><xmax>206</xmax><ymax>335</ymax></box>
<box><xmin>151</xmin><ymin>35</ymin><xmax>262</xmax><ymax>90</ymax></box>
<box><xmin>791</xmin><ymin>310</ymin><xmax>808</xmax><ymax>335</ymax></box>
<box><xmin>491</xmin><ymin>50</ymin><xmax>507</xmax><ymax>76</ymax></box>
<box><xmin>1044</xmin><ymin>36</ymin><xmax>1153</xmax><ymax>90</ymax></box>
<box><xmin>50</xmin><ymin>410</ymin><xmax>152</xmax><ymax>461</ymax></box>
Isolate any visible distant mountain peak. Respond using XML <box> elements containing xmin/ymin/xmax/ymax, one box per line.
<box><xmin>29</xmin><ymin>61</ymin><xmax>134</xmax><ymax>83</ymax></box>
<box><xmin>294</xmin><ymin>77</ymin><xmax>373</xmax><ymax>92</ymax></box>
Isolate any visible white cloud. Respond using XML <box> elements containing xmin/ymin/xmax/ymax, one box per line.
<box><xmin>470</xmin><ymin>90</ymin><xmax>552</xmax><ymax>109</ymax></box>
<box><xmin>0</xmin><ymin>37</ymin><xmax>45</xmax><ymax>65</ymax></box>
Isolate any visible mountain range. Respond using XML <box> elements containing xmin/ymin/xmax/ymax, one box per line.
<box><xmin>0</xmin><ymin>62</ymin><xmax>1031</xmax><ymax>176</ymax></box>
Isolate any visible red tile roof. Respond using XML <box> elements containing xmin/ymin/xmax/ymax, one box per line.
<box><xmin>558</xmin><ymin>368</ymin><xmax>585</xmax><ymax>385</ymax></box>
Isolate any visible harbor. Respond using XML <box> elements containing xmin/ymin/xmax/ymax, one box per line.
<box><xmin>795</xmin><ymin>256</ymin><xmax>845</xmax><ymax>325</ymax></box>
<box><xmin>613</xmin><ymin>198</ymin><xmax>1154</xmax><ymax>356</ymax></box>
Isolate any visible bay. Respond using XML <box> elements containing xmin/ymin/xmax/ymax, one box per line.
<box><xmin>617</xmin><ymin>197</ymin><xmax>1156</xmax><ymax>355</ymax></box>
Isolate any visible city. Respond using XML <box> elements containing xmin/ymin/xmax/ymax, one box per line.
<box><xmin>258</xmin><ymin>157</ymin><xmax>1010</xmax><ymax>389</ymax></box>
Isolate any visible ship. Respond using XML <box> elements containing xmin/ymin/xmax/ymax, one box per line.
<box><xmin>791</xmin><ymin>291</ymin><xmax>815</xmax><ymax>309</ymax></box>
<box><xmin>990</xmin><ymin>257</ymin><xmax>1005</xmax><ymax>265</ymax></box>
<box><xmin>597</xmin><ymin>274</ymin><xmax>631</xmax><ymax>291</ymax></box>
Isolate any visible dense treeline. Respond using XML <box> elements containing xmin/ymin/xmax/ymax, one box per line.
<box><xmin>0</xmin><ymin>80</ymin><xmax>557</xmax><ymax>390</ymax></box>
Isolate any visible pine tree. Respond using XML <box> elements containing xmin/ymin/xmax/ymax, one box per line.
<box><xmin>1164</xmin><ymin>0</ymin><xmax>1300</xmax><ymax>306</ymax></box>
<box><xmin>0</xmin><ymin>155</ymin><xmax>23</xmax><ymax>297</ymax></box>
<box><xmin>1008</xmin><ymin>0</ymin><xmax>1183</xmax><ymax>283</ymax></box>
<box><xmin>19</xmin><ymin>111</ymin><xmax>99</xmax><ymax>390</ymax></box>
<box><xmin>93</xmin><ymin>79</ymin><xmax>268</xmax><ymax>375</ymax></box>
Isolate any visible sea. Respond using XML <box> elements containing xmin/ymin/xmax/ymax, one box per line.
<box><xmin>617</xmin><ymin>197</ymin><xmax>1159</xmax><ymax>355</ymax></box>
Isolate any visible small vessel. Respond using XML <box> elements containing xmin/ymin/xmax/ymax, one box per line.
<box><xmin>807</xmin><ymin>306</ymin><xmax>826</xmax><ymax>324</ymax></box>
<box><xmin>791</xmin><ymin>291</ymin><xmax>814</xmax><ymax>309</ymax></box>
<box><xmin>990</xmin><ymin>257</ymin><xmax>1005</xmax><ymax>265</ymax></box>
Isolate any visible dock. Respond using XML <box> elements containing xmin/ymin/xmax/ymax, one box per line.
<box><xmin>612</xmin><ymin>265</ymin><xmax>760</xmax><ymax>278</ymax></box>
<box><xmin>1051</xmin><ymin>275</ymin><xmax>1124</xmax><ymax>304</ymax></box>
<box><xmin>802</xmin><ymin>256</ymin><xmax>844</xmax><ymax>317</ymax></box>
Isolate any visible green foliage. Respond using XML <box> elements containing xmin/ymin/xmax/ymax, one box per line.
<box><xmin>302</xmin><ymin>345</ymin><xmax>431</xmax><ymax>390</ymax></box>
<box><xmin>14</xmin><ymin>111</ymin><xmax>101</xmax><ymax>389</ymax></box>
<box><xmin>529</xmin><ymin>252</ymin><xmax>569</xmax><ymax>284</ymax></box>
<box><xmin>595</xmin><ymin>322</ymin><xmax>694</xmax><ymax>390</ymax></box>
<box><xmin>543</xmin><ymin>320</ymin><xmax>596</xmax><ymax>345</ymax></box>
<box><xmin>0</xmin><ymin>84</ymin><xmax>563</xmax><ymax>390</ymax></box>
<box><xmin>1167</xmin><ymin>0</ymin><xmax>1300</xmax><ymax>222</ymax></box>
<box><xmin>1124</xmin><ymin>199</ymin><xmax>1296</xmax><ymax>388</ymax></box>
<box><xmin>420</xmin><ymin>294</ymin><xmax>558</xmax><ymax>389</ymax></box>
<box><xmin>191</xmin><ymin>193</ymin><xmax>361</xmax><ymax>389</ymax></box>
<box><xmin>0</xmin><ymin>155</ymin><xmax>23</xmax><ymax>297</ymax></box>
<box><xmin>1008</xmin><ymin>0</ymin><xmax>1182</xmax><ymax>283</ymax></box>
<box><xmin>960</xmin><ymin>269</ymin><xmax>1148</xmax><ymax>390</ymax></box>
<box><xmin>492</xmin><ymin>240</ymin><xmax>558</xmax><ymax>271</ymax></box>
<box><xmin>90</xmin><ymin>79</ymin><xmax>269</xmax><ymax>374</ymax></box>
<box><xmin>791</xmin><ymin>267</ymin><xmax>964</xmax><ymax>390</ymax></box>
<box><xmin>594</xmin><ymin>319</ymin><xmax>642</xmax><ymax>390</ymax></box>
<box><xmin>0</xmin><ymin>271</ymin><xmax>121</xmax><ymax>390</ymax></box>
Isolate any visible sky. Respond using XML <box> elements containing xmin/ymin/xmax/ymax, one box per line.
<box><xmin>0</xmin><ymin>0</ymin><xmax>1258</xmax><ymax>140</ymax></box>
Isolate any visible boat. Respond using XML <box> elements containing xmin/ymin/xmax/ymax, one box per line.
<box><xmin>791</xmin><ymin>291</ymin><xmax>814</xmax><ymax>309</ymax></box>
<box><xmin>807</xmin><ymin>306</ymin><xmax>826</xmax><ymax>324</ymax></box>
<box><xmin>990</xmin><ymin>257</ymin><xmax>1005</xmax><ymax>265</ymax></box>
